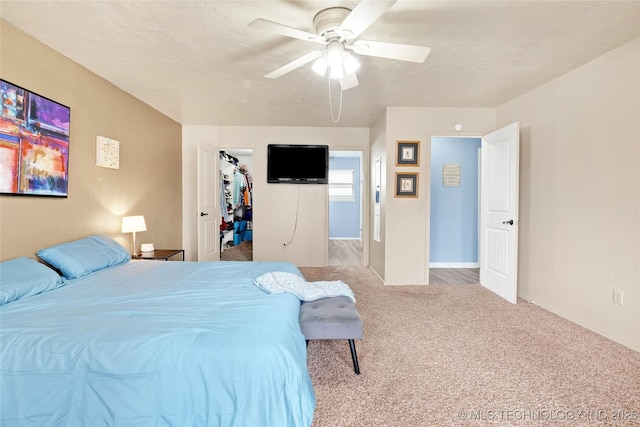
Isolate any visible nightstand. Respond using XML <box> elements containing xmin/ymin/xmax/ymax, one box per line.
<box><xmin>133</xmin><ymin>249</ymin><xmax>185</xmax><ymax>261</ymax></box>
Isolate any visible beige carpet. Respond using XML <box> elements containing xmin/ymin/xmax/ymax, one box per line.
<box><xmin>299</xmin><ymin>266</ymin><xmax>640</xmax><ymax>427</ymax></box>
<box><xmin>220</xmin><ymin>240</ymin><xmax>252</xmax><ymax>261</ymax></box>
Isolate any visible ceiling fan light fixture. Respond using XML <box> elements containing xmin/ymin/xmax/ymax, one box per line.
<box><xmin>327</xmin><ymin>41</ymin><xmax>344</xmax><ymax>69</ymax></box>
<box><xmin>312</xmin><ymin>55</ymin><xmax>328</xmax><ymax>76</ymax></box>
<box><xmin>342</xmin><ymin>52</ymin><xmax>360</xmax><ymax>74</ymax></box>
<box><xmin>329</xmin><ymin>65</ymin><xmax>344</xmax><ymax>80</ymax></box>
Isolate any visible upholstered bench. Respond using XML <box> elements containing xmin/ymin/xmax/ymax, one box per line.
<box><xmin>299</xmin><ymin>296</ymin><xmax>363</xmax><ymax>375</ymax></box>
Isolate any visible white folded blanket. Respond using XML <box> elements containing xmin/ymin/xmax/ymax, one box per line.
<box><xmin>254</xmin><ymin>271</ymin><xmax>356</xmax><ymax>303</ymax></box>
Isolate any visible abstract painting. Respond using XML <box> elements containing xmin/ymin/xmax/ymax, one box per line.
<box><xmin>0</xmin><ymin>79</ymin><xmax>70</xmax><ymax>197</ymax></box>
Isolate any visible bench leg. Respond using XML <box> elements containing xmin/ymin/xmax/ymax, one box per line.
<box><xmin>348</xmin><ymin>339</ymin><xmax>360</xmax><ymax>375</ymax></box>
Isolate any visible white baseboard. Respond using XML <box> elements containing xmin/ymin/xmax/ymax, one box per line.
<box><xmin>369</xmin><ymin>266</ymin><xmax>384</xmax><ymax>283</ymax></box>
<box><xmin>520</xmin><ymin>293</ymin><xmax>640</xmax><ymax>353</ymax></box>
<box><xmin>429</xmin><ymin>262</ymin><xmax>479</xmax><ymax>268</ymax></box>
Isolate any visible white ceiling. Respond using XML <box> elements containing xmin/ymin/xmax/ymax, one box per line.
<box><xmin>1</xmin><ymin>1</ymin><xmax>638</xmax><ymax>128</ymax></box>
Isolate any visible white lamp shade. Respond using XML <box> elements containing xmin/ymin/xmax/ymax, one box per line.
<box><xmin>342</xmin><ymin>53</ymin><xmax>360</xmax><ymax>74</ymax></box>
<box><xmin>121</xmin><ymin>215</ymin><xmax>147</xmax><ymax>233</ymax></box>
<box><xmin>312</xmin><ymin>55</ymin><xmax>328</xmax><ymax>76</ymax></box>
<box><xmin>329</xmin><ymin>65</ymin><xmax>343</xmax><ymax>80</ymax></box>
<box><xmin>326</xmin><ymin>41</ymin><xmax>343</xmax><ymax>69</ymax></box>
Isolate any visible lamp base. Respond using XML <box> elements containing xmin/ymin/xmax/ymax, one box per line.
<box><xmin>132</xmin><ymin>231</ymin><xmax>137</xmax><ymax>256</ymax></box>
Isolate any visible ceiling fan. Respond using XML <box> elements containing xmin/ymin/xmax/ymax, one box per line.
<box><xmin>248</xmin><ymin>0</ymin><xmax>431</xmax><ymax>90</ymax></box>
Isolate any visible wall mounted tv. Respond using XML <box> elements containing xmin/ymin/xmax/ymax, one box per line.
<box><xmin>267</xmin><ymin>144</ymin><xmax>329</xmax><ymax>184</ymax></box>
<box><xmin>0</xmin><ymin>79</ymin><xmax>71</xmax><ymax>197</ymax></box>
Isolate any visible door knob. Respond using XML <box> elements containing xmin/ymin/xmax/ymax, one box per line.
<box><xmin>502</xmin><ymin>219</ymin><xmax>514</xmax><ymax>225</ymax></box>
<box><xmin>200</xmin><ymin>212</ymin><xmax>209</xmax><ymax>217</ymax></box>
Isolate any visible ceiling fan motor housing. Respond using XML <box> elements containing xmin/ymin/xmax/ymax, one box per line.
<box><xmin>313</xmin><ymin>7</ymin><xmax>351</xmax><ymax>40</ymax></box>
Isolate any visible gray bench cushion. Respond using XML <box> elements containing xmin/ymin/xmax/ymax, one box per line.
<box><xmin>299</xmin><ymin>296</ymin><xmax>363</xmax><ymax>340</ymax></box>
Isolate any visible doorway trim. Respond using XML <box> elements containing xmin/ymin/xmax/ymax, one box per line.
<box><xmin>424</xmin><ymin>123</ymin><xmax>520</xmax><ymax>305</ymax></box>
<box><xmin>425</xmin><ymin>132</ymin><xmax>483</xmax><ymax>283</ymax></box>
<box><xmin>429</xmin><ymin>136</ymin><xmax>482</xmax><ymax>270</ymax></box>
<box><xmin>219</xmin><ymin>147</ymin><xmax>254</xmax><ymax>260</ymax></box>
<box><xmin>328</xmin><ymin>148</ymin><xmax>369</xmax><ymax>267</ymax></box>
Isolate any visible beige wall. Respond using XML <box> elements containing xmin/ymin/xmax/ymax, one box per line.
<box><xmin>0</xmin><ymin>21</ymin><xmax>182</xmax><ymax>260</ymax></box>
<box><xmin>368</xmin><ymin>113</ymin><xmax>387</xmax><ymax>280</ymax></box>
<box><xmin>181</xmin><ymin>125</ymin><xmax>369</xmax><ymax>266</ymax></box>
<box><xmin>378</xmin><ymin>107</ymin><xmax>496</xmax><ymax>285</ymax></box>
<box><xmin>497</xmin><ymin>38</ymin><xmax>640</xmax><ymax>351</ymax></box>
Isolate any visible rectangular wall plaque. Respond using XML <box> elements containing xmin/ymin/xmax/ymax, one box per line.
<box><xmin>443</xmin><ymin>163</ymin><xmax>461</xmax><ymax>187</ymax></box>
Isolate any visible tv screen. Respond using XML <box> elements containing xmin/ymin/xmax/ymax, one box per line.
<box><xmin>267</xmin><ymin>144</ymin><xmax>329</xmax><ymax>184</ymax></box>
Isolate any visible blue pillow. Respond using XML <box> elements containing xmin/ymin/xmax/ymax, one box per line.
<box><xmin>37</xmin><ymin>235</ymin><xmax>131</xmax><ymax>279</ymax></box>
<box><xmin>0</xmin><ymin>257</ymin><xmax>66</xmax><ymax>305</ymax></box>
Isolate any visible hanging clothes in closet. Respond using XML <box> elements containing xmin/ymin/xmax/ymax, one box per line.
<box><xmin>219</xmin><ymin>151</ymin><xmax>239</xmax><ymax>249</ymax></box>
<box><xmin>239</xmin><ymin>165</ymin><xmax>252</xmax><ymax>221</ymax></box>
<box><xmin>219</xmin><ymin>169</ymin><xmax>231</xmax><ymax>223</ymax></box>
<box><xmin>232</xmin><ymin>165</ymin><xmax>253</xmax><ymax>244</ymax></box>
<box><xmin>232</xmin><ymin>169</ymin><xmax>245</xmax><ymax>212</ymax></box>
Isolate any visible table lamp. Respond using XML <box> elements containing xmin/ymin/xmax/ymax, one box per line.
<box><xmin>121</xmin><ymin>215</ymin><xmax>147</xmax><ymax>255</ymax></box>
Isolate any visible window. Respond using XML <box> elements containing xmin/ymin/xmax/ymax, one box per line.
<box><xmin>329</xmin><ymin>169</ymin><xmax>355</xmax><ymax>201</ymax></box>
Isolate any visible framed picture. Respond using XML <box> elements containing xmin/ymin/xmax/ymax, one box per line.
<box><xmin>0</xmin><ymin>79</ymin><xmax>71</xmax><ymax>197</ymax></box>
<box><xmin>395</xmin><ymin>172</ymin><xmax>418</xmax><ymax>198</ymax></box>
<box><xmin>396</xmin><ymin>140</ymin><xmax>420</xmax><ymax>166</ymax></box>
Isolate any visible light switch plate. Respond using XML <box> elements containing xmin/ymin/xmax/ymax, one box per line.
<box><xmin>613</xmin><ymin>288</ymin><xmax>624</xmax><ymax>306</ymax></box>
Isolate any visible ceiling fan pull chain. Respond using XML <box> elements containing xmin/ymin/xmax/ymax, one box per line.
<box><xmin>328</xmin><ymin>75</ymin><xmax>343</xmax><ymax>123</ymax></box>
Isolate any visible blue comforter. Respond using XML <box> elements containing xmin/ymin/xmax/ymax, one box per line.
<box><xmin>0</xmin><ymin>260</ymin><xmax>315</xmax><ymax>426</ymax></box>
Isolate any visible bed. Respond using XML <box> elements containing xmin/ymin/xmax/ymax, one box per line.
<box><xmin>0</xmin><ymin>236</ymin><xmax>315</xmax><ymax>426</ymax></box>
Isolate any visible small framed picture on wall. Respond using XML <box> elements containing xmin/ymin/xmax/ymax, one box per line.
<box><xmin>395</xmin><ymin>172</ymin><xmax>419</xmax><ymax>198</ymax></box>
<box><xmin>396</xmin><ymin>140</ymin><xmax>420</xmax><ymax>166</ymax></box>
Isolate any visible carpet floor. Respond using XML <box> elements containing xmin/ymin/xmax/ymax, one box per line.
<box><xmin>220</xmin><ymin>240</ymin><xmax>252</xmax><ymax>261</ymax></box>
<box><xmin>299</xmin><ymin>266</ymin><xmax>640</xmax><ymax>427</ymax></box>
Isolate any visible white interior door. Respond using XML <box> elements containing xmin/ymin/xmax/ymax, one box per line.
<box><xmin>197</xmin><ymin>142</ymin><xmax>219</xmax><ymax>261</ymax></box>
<box><xmin>480</xmin><ymin>122</ymin><xmax>519</xmax><ymax>303</ymax></box>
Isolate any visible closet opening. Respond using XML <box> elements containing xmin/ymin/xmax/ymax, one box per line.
<box><xmin>219</xmin><ymin>148</ymin><xmax>253</xmax><ymax>261</ymax></box>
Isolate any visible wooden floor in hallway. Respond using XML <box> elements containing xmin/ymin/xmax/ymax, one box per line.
<box><xmin>328</xmin><ymin>239</ymin><xmax>363</xmax><ymax>266</ymax></box>
<box><xmin>429</xmin><ymin>268</ymin><xmax>479</xmax><ymax>284</ymax></box>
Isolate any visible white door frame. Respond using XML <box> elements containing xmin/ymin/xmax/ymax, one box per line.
<box><xmin>428</xmin><ymin>136</ymin><xmax>482</xmax><ymax>269</ymax></box>
<box><xmin>426</xmin><ymin>124</ymin><xmax>519</xmax><ymax>303</ymax></box>
<box><xmin>328</xmin><ymin>149</ymin><xmax>367</xmax><ymax>266</ymax></box>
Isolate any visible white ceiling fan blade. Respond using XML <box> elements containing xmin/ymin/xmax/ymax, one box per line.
<box><xmin>337</xmin><ymin>0</ymin><xmax>396</xmax><ymax>41</ymax></box>
<box><xmin>340</xmin><ymin>72</ymin><xmax>359</xmax><ymax>91</ymax></box>
<box><xmin>349</xmin><ymin>40</ymin><xmax>431</xmax><ymax>63</ymax></box>
<box><xmin>264</xmin><ymin>50</ymin><xmax>324</xmax><ymax>79</ymax></box>
<box><xmin>248</xmin><ymin>18</ymin><xmax>326</xmax><ymax>44</ymax></box>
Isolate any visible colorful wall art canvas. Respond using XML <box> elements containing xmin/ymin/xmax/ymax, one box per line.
<box><xmin>0</xmin><ymin>80</ymin><xmax>70</xmax><ymax>197</ymax></box>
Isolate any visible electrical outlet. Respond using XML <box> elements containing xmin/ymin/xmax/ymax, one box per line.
<box><xmin>612</xmin><ymin>288</ymin><xmax>624</xmax><ymax>306</ymax></box>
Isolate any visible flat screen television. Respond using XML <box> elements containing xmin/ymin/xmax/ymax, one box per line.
<box><xmin>267</xmin><ymin>144</ymin><xmax>329</xmax><ymax>184</ymax></box>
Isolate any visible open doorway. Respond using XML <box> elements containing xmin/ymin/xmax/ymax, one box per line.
<box><xmin>429</xmin><ymin>137</ymin><xmax>480</xmax><ymax>284</ymax></box>
<box><xmin>220</xmin><ymin>148</ymin><xmax>254</xmax><ymax>261</ymax></box>
<box><xmin>328</xmin><ymin>150</ymin><xmax>363</xmax><ymax>266</ymax></box>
